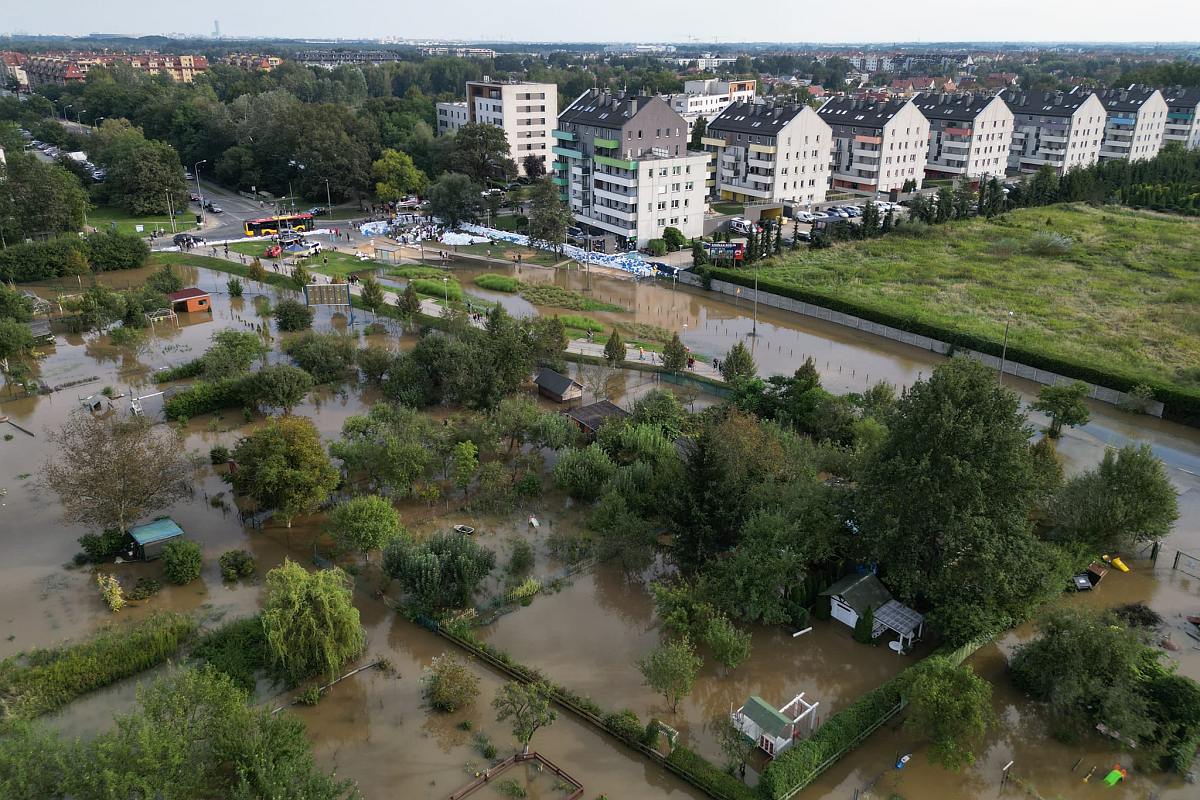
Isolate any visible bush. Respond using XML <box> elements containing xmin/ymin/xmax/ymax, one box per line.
<box><xmin>162</xmin><ymin>540</ymin><xmax>203</xmax><ymax>585</ymax></box>
<box><xmin>558</xmin><ymin>314</ymin><xmax>605</xmax><ymax>333</ymax></box>
<box><xmin>662</xmin><ymin>226</ymin><xmax>687</xmax><ymax>252</ymax></box>
<box><xmin>96</xmin><ymin>573</ymin><xmax>125</xmax><ymax>612</ymax></box>
<box><xmin>553</xmin><ymin>444</ymin><xmax>616</xmax><ymax>501</ymax></box>
<box><xmin>409</xmin><ymin>277</ymin><xmax>462</xmax><ymax>301</ymax></box>
<box><xmin>209</xmin><ymin>445</ymin><xmax>231</xmax><ymax>465</ymax></box>
<box><xmin>163</xmin><ymin>377</ymin><xmax>249</xmax><ymax>421</ymax></box>
<box><xmin>515</xmin><ymin>471</ymin><xmax>542</xmax><ymax>498</ymax></box>
<box><xmin>0</xmin><ymin>232</ymin><xmax>148</xmax><ymax>283</ymax></box>
<box><xmin>154</xmin><ymin>358</ymin><xmax>206</xmax><ymax>383</ymax></box>
<box><xmin>218</xmin><ymin>549</ymin><xmax>256</xmax><ymax>581</ymax></box>
<box><xmin>424</xmin><ymin>652</ymin><xmax>480</xmax><ymax>712</ymax></box>
<box><xmin>602</xmin><ymin>709</ymin><xmax>644</xmax><ymax>742</ymax></box>
<box><xmin>190</xmin><ymin>616</ymin><xmax>267</xmax><ymax>691</ymax></box>
<box><xmin>1024</xmin><ymin>230</ymin><xmax>1075</xmax><ymax>256</ymax></box>
<box><xmin>507</xmin><ymin>540</ymin><xmax>535</xmax><ymax>575</ymax></box>
<box><xmin>281</xmin><ymin>331</ymin><xmax>357</xmax><ymax>383</ymax></box>
<box><xmin>273</xmin><ymin>298</ymin><xmax>314</xmax><ymax>331</ymax></box>
<box><xmin>474</xmin><ymin>273</ymin><xmax>521</xmax><ymax>292</ymax></box>
<box><xmin>648</xmin><ymin>239</ymin><xmax>668</xmax><ymax>256</ymax></box>
<box><xmin>666</xmin><ymin>746</ymin><xmax>756</xmax><ymax>800</ymax></box>
<box><xmin>0</xmin><ymin>612</ymin><xmax>196</xmax><ymax>719</ymax></box>
<box><xmin>78</xmin><ymin>527</ymin><xmax>127</xmax><ymax>563</ymax></box>
<box><xmin>127</xmin><ymin>577</ymin><xmax>161</xmax><ymax>601</ymax></box>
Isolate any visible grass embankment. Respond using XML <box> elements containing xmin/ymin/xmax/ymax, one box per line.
<box><xmin>0</xmin><ymin>612</ymin><xmax>197</xmax><ymax>720</ymax></box>
<box><xmin>386</xmin><ymin>266</ymin><xmax>451</xmax><ymax>280</ymax></box>
<box><xmin>409</xmin><ymin>277</ymin><xmax>463</xmax><ymax>301</ymax></box>
<box><xmin>473</xmin><ymin>273</ymin><xmax>625</xmax><ymax>312</ymax></box>
<box><xmin>88</xmin><ymin>204</ymin><xmax>197</xmax><ymax>235</ymax></box>
<box><xmin>711</xmin><ymin>204</ymin><xmax>1200</xmax><ymax>414</ymax></box>
<box><xmin>452</xmin><ymin>241</ymin><xmax>561</xmax><ymax>267</ymax></box>
<box><xmin>226</xmin><ymin>241</ymin><xmax>372</xmax><ymax>277</ymax></box>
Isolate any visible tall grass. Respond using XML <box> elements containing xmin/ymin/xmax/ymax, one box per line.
<box><xmin>559</xmin><ymin>314</ymin><xmax>605</xmax><ymax>333</ymax></box>
<box><xmin>190</xmin><ymin>616</ymin><xmax>268</xmax><ymax>691</ymax></box>
<box><xmin>386</xmin><ymin>266</ymin><xmax>450</xmax><ymax>280</ymax></box>
<box><xmin>409</xmin><ymin>277</ymin><xmax>463</xmax><ymax>301</ymax></box>
<box><xmin>0</xmin><ymin>612</ymin><xmax>196</xmax><ymax>720</ymax></box>
<box><xmin>518</xmin><ymin>283</ymin><xmax>624</xmax><ymax>312</ymax></box>
<box><xmin>473</xmin><ymin>273</ymin><xmax>521</xmax><ymax>293</ymax></box>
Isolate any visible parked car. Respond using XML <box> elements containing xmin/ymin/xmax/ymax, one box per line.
<box><xmin>184</xmin><ymin>171</ymin><xmax>193</xmax><ymax>181</ymax></box>
<box><xmin>792</xmin><ymin>211</ymin><xmax>816</xmax><ymax>223</ymax></box>
<box><xmin>729</xmin><ymin>217</ymin><xmax>756</xmax><ymax>235</ymax></box>
<box><xmin>188</xmin><ymin>193</ymin><xmax>201</xmax><ymax>202</ymax></box>
<box><xmin>794</xmin><ymin>230</ymin><xmax>813</xmax><ymax>242</ymax></box>
<box><xmin>204</xmin><ymin>201</ymin><xmax>223</xmax><ymax>214</ymax></box>
<box><xmin>306</xmin><ymin>206</ymin><xmax>328</xmax><ymax>217</ymax></box>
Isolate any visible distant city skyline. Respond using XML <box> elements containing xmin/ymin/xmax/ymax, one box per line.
<box><xmin>6</xmin><ymin>1</ymin><xmax>1200</xmax><ymax>45</ymax></box>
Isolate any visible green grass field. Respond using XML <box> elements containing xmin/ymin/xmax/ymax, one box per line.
<box><xmin>452</xmin><ymin>241</ymin><xmax>562</xmax><ymax>267</ymax></box>
<box><xmin>714</xmin><ymin>204</ymin><xmax>1200</xmax><ymax>394</ymax></box>
<box><xmin>87</xmin><ymin>204</ymin><xmax>197</xmax><ymax>236</ymax></box>
<box><xmin>227</xmin><ymin>242</ymin><xmax>373</xmax><ymax>277</ymax></box>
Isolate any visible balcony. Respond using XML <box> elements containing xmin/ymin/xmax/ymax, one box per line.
<box><xmin>551</xmin><ymin>161</ymin><xmax>568</xmax><ymax>171</ymax></box>
<box><xmin>552</xmin><ymin>130</ymin><xmax>576</xmax><ymax>141</ymax></box>
<box><xmin>749</xmin><ymin>143</ymin><xmax>777</xmax><ymax>155</ymax></box>
<box><xmin>552</xmin><ymin>146</ymin><xmax>583</xmax><ymax>159</ymax></box>
<box><xmin>747</xmin><ymin>156</ymin><xmax>775</xmax><ymax>170</ymax></box>
<box><xmin>594</xmin><ymin>136</ymin><xmax>620</xmax><ymax>149</ymax></box>
<box><xmin>595</xmin><ymin>154</ymin><xmax>638</xmax><ymax>170</ymax></box>
<box><xmin>701</xmin><ymin>136</ymin><xmax>728</xmax><ymax>148</ymax></box>
<box><xmin>552</xmin><ymin>176</ymin><xmax>569</xmax><ymax>186</ymax></box>
<box><xmin>854</xmin><ymin>134</ymin><xmax>883</xmax><ymax>145</ymax></box>
<box><xmin>592</xmin><ymin>185</ymin><xmax>636</xmax><ymax>204</ymax></box>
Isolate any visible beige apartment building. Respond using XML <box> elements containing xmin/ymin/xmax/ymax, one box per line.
<box><xmin>1087</xmin><ymin>85</ymin><xmax>1168</xmax><ymax>162</ymax></box>
<box><xmin>818</xmin><ymin>97</ymin><xmax>930</xmax><ymax>196</ymax></box>
<box><xmin>1163</xmin><ymin>86</ymin><xmax>1200</xmax><ymax>150</ymax></box>
<box><xmin>704</xmin><ymin>99</ymin><xmax>832</xmax><ymax>206</ymax></box>
<box><xmin>465</xmin><ymin>79</ymin><xmax>558</xmax><ymax>176</ymax></box>
<box><xmin>1001</xmin><ymin>88</ymin><xmax>1107</xmax><ymax>174</ymax></box>
<box><xmin>913</xmin><ymin>92</ymin><xmax>1013</xmax><ymax>182</ymax></box>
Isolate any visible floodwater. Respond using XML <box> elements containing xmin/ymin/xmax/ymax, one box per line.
<box><xmin>4</xmin><ymin>260</ymin><xmax>1200</xmax><ymax>799</ymax></box>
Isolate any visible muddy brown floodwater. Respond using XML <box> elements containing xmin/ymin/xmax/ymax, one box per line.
<box><xmin>4</xmin><ymin>260</ymin><xmax>1200</xmax><ymax>799</ymax></box>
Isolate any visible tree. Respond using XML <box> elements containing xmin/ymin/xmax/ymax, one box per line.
<box><xmin>494</xmin><ymin>395</ymin><xmax>542</xmax><ymax>453</ymax></box>
<box><xmin>522</xmin><ymin>154</ymin><xmax>547</xmax><ymax>179</ymax></box>
<box><xmin>689</xmin><ymin>116</ymin><xmax>707</xmax><ymax>150</ymax></box>
<box><xmin>262</xmin><ymin>559</ymin><xmax>365</xmax><ymax>683</ymax></box>
<box><xmin>382</xmin><ymin>530</ymin><xmax>496</xmax><ymax>612</ymax></box>
<box><xmin>371</xmin><ymin>148</ymin><xmax>427</xmax><ymax>202</ymax></box>
<box><xmin>595</xmin><ymin>329</ymin><xmax>624</xmax><ymax>367</ymax></box>
<box><xmin>291</xmin><ymin>264</ymin><xmax>311</xmax><ymax>291</ymax></box>
<box><xmin>201</xmin><ymin>330</ymin><xmax>267</xmax><ymax>381</ymax></box>
<box><xmin>450</xmin><ymin>122</ymin><xmax>517</xmax><ymax>182</ymax></box>
<box><xmin>63</xmin><ymin>247</ymin><xmax>91</xmax><ymax>286</ymax></box>
<box><xmin>250</xmin><ymin>364</ymin><xmax>314</xmax><ymax>413</ymax></box>
<box><xmin>552</xmin><ymin>444</ymin><xmax>616</xmax><ymax>501</ymax></box>
<box><xmin>451</xmin><ymin>439</ymin><xmax>478</xmax><ymax>500</ymax></box>
<box><xmin>327</xmin><ymin>495</ymin><xmax>404</xmax><ymax>563</ymax></box>
<box><xmin>691</xmin><ymin>239</ymin><xmax>708</xmax><ymax>267</ymax></box>
<box><xmin>662</xmin><ymin>333</ymin><xmax>688</xmax><ymax>373</ymax></box>
<box><xmin>1047</xmin><ymin>444</ymin><xmax>1178</xmax><ymax>551</ymax></box>
<box><xmin>41</xmin><ymin>412</ymin><xmax>192</xmax><ymax>533</ymax></box>
<box><xmin>638</xmin><ymin>636</ymin><xmax>702</xmax><ymax>713</ymax></box>
<box><xmin>492</xmin><ymin>680</ymin><xmax>557</xmax><ymax>755</ymax></box>
<box><xmin>282</xmin><ymin>332</ymin><xmax>357</xmax><ymax>383</ymax></box>
<box><xmin>903</xmin><ymin>657</ymin><xmax>994</xmax><ymax>770</ymax></box>
<box><xmin>358</xmin><ymin>276</ymin><xmax>385</xmax><ymax>313</ymax></box>
<box><xmin>274</xmin><ymin>298</ymin><xmax>314</xmax><ymax>331</ymax></box>
<box><xmin>227</xmin><ymin>277</ymin><xmax>243</xmax><ymax>298</ymax></box>
<box><xmin>856</xmin><ymin>357</ymin><xmax>1060</xmax><ymax>644</ymax></box>
<box><xmin>702</xmin><ymin>614</ymin><xmax>751</xmax><ymax>672</ymax></box>
<box><xmin>147</xmin><ymin>264</ymin><xmax>184</xmax><ymax>295</ymax></box>
<box><xmin>716</xmin><ymin>717</ymin><xmax>754</xmax><ymax>777</ymax></box>
<box><xmin>1031</xmin><ymin>380</ymin><xmax>1090</xmax><ymax>438</ymax></box>
<box><xmin>526</xmin><ymin>176</ymin><xmax>571</xmax><ymax>253</ymax></box>
<box><xmin>0</xmin><ymin>153</ymin><xmax>88</xmax><ymax>243</ymax></box>
<box><xmin>162</xmin><ymin>540</ymin><xmax>203</xmax><ymax>585</ymax></box>
<box><xmin>397</xmin><ymin>283</ymin><xmax>422</xmax><ymax>318</ymax></box>
<box><xmin>861</xmin><ymin>201</ymin><xmax>880</xmax><ymax>235</ymax></box>
<box><xmin>228</xmin><ymin>416</ymin><xmax>339</xmax><ymax>526</ymax></box>
<box><xmin>662</xmin><ymin>226</ymin><xmax>687</xmax><ymax>252</ymax></box>
<box><xmin>329</xmin><ymin>403</ymin><xmax>434</xmax><ymax>495</ymax></box>
<box><xmin>631</xmin><ymin>388</ymin><xmax>688</xmax><ymax>439</ymax></box>
<box><xmin>424</xmin><ymin>653</ymin><xmax>479</xmax><ymax>712</ymax></box>
<box><xmin>426</xmin><ymin>172</ymin><xmax>480</xmax><ymax>229</ymax></box>
<box><xmin>0</xmin><ymin>319</ymin><xmax>33</xmax><ymax>373</ymax></box>
<box><xmin>720</xmin><ymin>341</ymin><xmax>757</xmax><ymax>382</ymax></box>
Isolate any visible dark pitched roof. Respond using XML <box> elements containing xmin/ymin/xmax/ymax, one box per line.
<box><xmin>821</xmin><ymin>573</ymin><xmax>892</xmax><ymax>615</ymax></box>
<box><xmin>1000</xmin><ymin>87</ymin><xmax>1097</xmax><ymax>117</ymax></box>
<box><xmin>817</xmin><ymin>96</ymin><xmax>913</xmax><ymax>135</ymax></box>
<box><xmin>534</xmin><ymin>367</ymin><xmax>581</xmax><ymax>397</ymax></box>
<box><xmin>912</xmin><ymin>91</ymin><xmax>1001</xmax><ymax>123</ymax></box>
<box><xmin>741</xmin><ymin>696</ymin><xmax>793</xmax><ymax>739</ymax></box>
<box><xmin>167</xmin><ymin>288</ymin><xmax>209</xmax><ymax>301</ymax></box>
<box><xmin>565</xmin><ymin>399</ymin><xmax>629</xmax><ymax>432</ymax></box>
<box><xmin>1082</xmin><ymin>84</ymin><xmax>1162</xmax><ymax>114</ymax></box>
<box><xmin>707</xmin><ymin>100</ymin><xmax>806</xmax><ymax>137</ymax></box>
<box><xmin>558</xmin><ymin>89</ymin><xmax>671</xmax><ymax>129</ymax></box>
<box><xmin>1162</xmin><ymin>86</ymin><xmax>1200</xmax><ymax>108</ymax></box>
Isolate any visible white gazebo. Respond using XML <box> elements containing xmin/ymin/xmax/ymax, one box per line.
<box><xmin>731</xmin><ymin>693</ymin><xmax>820</xmax><ymax>757</ymax></box>
<box><xmin>872</xmin><ymin>599</ymin><xmax>925</xmax><ymax>652</ymax></box>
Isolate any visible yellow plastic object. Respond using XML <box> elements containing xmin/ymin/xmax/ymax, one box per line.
<box><xmin>1111</xmin><ymin>557</ymin><xmax>1130</xmax><ymax>572</ymax></box>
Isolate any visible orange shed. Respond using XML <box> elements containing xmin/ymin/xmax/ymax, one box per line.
<box><xmin>167</xmin><ymin>288</ymin><xmax>211</xmax><ymax>313</ymax></box>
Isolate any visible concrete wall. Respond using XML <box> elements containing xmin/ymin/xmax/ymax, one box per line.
<box><xmin>677</xmin><ymin>273</ymin><xmax>1165</xmax><ymax>416</ymax></box>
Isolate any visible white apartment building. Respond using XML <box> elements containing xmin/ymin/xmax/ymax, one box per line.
<box><xmin>1162</xmin><ymin>87</ymin><xmax>1200</xmax><ymax>150</ymax></box>
<box><xmin>465</xmin><ymin>79</ymin><xmax>558</xmax><ymax>176</ymax></box>
<box><xmin>435</xmin><ymin>101</ymin><xmax>469</xmax><ymax>135</ymax></box>
<box><xmin>817</xmin><ymin>97</ymin><xmax>930</xmax><ymax>196</ymax></box>
<box><xmin>1001</xmin><ymin>88</ymin><xmax>1107</xmax><ymax>175</ymax></box>
<box><xmin>704</xmin><ymin>99</ymin><xmax>832</xmax><ymax>206</ymax></box>
<box><xmin>553</xmin><ymin>90</ymin><xmax>707</xmax><ymax>247</ymax></box>
<box><xmin>664</xmin><ymin>79</ymin><xmax>757</xmax><ymax>127</ymax></box>
<box><xmin>1086</xmin><ymin>85</ymin><xmax>1168</xmax><ymax>162</ymax></box>
<box><xmin>913</xmin><ymin>92</ymin><xmax>1013</xmax><ymax>181</ymax></box>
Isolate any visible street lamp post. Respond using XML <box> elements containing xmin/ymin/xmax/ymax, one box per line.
<box><xmin>998</xmin><ymin>311</ymin><xmax>1014</xmax><ymax>385</ymax></box>
<box><xmin>442</xmin><ymin>275</ymin><xmax>449</xmax><ymax>307</ymax></box>
<box><xmin>193</xmin><ymin>160</ymin><xmax>208</xmax><ymax>229</ymax></box>
<box><xmin>324</xmin><ymin>178</ymin><xmax>332</xmax><ymax>215</ymax></box>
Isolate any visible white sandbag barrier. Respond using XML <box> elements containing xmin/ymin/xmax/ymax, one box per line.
<box><xmin>458</xmin><ymin>223</ymin><xmax>653</xmax><ymax>277</ymax></box>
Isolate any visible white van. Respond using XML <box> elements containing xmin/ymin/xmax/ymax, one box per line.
<box><xmin>729</xmin><ymin>217</ymin><xmax>754</xmax><ymax>235</ymax></box>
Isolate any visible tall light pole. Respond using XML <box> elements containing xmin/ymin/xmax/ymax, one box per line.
<box><xmin>63</xmin><ymin>103</ymin><xmax>72</xmax><ymax>122</ymax></box>
<box><xmin>442</xmin><ymin>275</ymin><xmax>449</xmax><ymax>306</ymax></box>
<box><xmin>94</xmin><ymin>116</ymin><xmax>105</xmax><ymax>130</ymax></box>
<box><xmin>193</xmin><ymin>159</ymin><xmax>208</xmax><ymax>229</ymax></box>
<box><xmin>324</xmin><ymin>178</ymin><xmax>332</xmax><ymax>215</ymax></box>
<box><xmin>997</xmin><ymin>311</ymin><xmax>1014</xmax><ymax>385</ymax></box>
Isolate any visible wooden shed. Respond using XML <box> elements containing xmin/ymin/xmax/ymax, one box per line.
<box><xmin>565</xmin><ymin>399</ymin><xmax>629</xmax><ymax>440</ymax></box>
<box><xmin>821</xmin><ymin>573</ymin><xmax>893</xmax><ymax>632</ymax></box>
<box><xmin>167</xmin><ymin>288</ymin><xmax>211</xmax><ymax>313</ymax></box>
<box><xmin>534</xmin><ymin>367</ymin><xmax>583</xmax><ymax>404</ymax></box>
<box><xmin>127</xmin><ymin>518</ymin><xmax>185</xmax><ymax>560</ymax></box>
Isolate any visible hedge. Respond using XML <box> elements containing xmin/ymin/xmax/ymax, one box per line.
<box><xmin>707</xmin><ymin>268</ymin><xmax>1200</xmax><ymax>426</ymax></box>
<box><xmin>163</xmin><ymin>377</ymin><xmax>251</xmax><ymax>421</ymax></box>
<box><xmin>0</xmin><ymin>612</ymin><xmax>196</xmax><ymax>719</ymax></box>
<box><xmin>0</xmin><ymin>231</ymin><xmax>149</xmax><ymax>283</ymax></box>
<box><xmin>666</xmin><ymin>746</ymin><xmax>756</xmax><ymax>800</ymax></box>
<box><xmin>154</xmin><ymin>358</ymin><xmax>205</xmax><ymax>383</ymax></box>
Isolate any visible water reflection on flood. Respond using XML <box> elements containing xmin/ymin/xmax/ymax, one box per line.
<box><xmin>4</xmin><ymin>262</ymin><xmax>1200</xmax><ymax>799</ymax></box>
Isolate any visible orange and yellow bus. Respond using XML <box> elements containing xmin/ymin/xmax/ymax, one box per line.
<box><xmin>243</xmin><ymin>213</ymin><xmax>314</xmax><ymax>237</ymax></box>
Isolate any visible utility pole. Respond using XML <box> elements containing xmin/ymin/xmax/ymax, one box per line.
<box><xmin>194</xmin><ymin>160</ymin><xmax>207</xmax><ymax>229</ymax></box>
<box><xmin>166</xmin><ymin>192</ymin><xmax>177</xmax><ymax>234</ymax></box>
<box><xmin>998</xmin><ymin>311</ymin><xmax>1014</xmax><ymax>385</ymax></box>
<box><xmin>325</xmin><ymin>178</ymin><xmax>332</xmax><ymax>215</ymax></box>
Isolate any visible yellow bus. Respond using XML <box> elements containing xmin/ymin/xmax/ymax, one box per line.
<box><xmin>243</xmin><ymin>213</ymin><xmax>314</xmax><ymax>237</ymax></box>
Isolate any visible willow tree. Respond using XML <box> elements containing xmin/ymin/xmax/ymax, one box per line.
<box><xmin>41</xmin><ymin>411</ymin><xmax>193</xmax><ymax>532</ymax></box>
<box><xmin>261</xmin><ymin>559</ymin><xmax>364</xmax><ymax>684</ymax></box>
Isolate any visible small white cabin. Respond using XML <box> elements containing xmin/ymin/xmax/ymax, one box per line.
<box><xmin>731</xmin><ymin>693</ymin><xmax>819</xmax><ymax>757</ymax></box>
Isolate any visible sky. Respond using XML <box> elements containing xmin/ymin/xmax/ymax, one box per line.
<box><xmin>5</xmin><ymin>0</ymin><xmax>1199</xmax><ymax>44</ymax></box>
